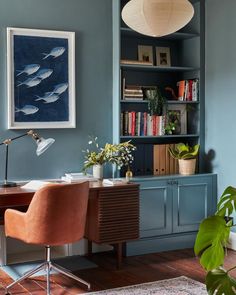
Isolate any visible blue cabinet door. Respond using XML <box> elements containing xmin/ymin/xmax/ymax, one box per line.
<box><xmin>138</xmin><ymin>180</ymin><xmax>172</xmax><ymax>238</ymax></box>
<box><xmin>172</xmin><ymin>176</ymin><xmax>213</xmax><ymax>233</ymax></box>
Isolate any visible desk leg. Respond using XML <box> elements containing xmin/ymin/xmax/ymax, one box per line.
<box><xmin>117</xmin><ymin>242</ymin><xmax>122</xmax><ymax>269</ymax></box>
<box><xmin>87</xmin><ymin>240</ymin><xmax>92</xmax><ymax>256</ymax></box>
<box><xmin>0</xmin><ymin>225</ymin><xmax>7</xmax><ymax>266</ymax></box>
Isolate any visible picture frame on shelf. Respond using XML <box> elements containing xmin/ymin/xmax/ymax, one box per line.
<box><xmin>167</xmin><ymin>104</ymin><xmax>187</xmax><ymax>135</ymax></box>
<box><xmin>7</xmin><ymin>27</ymin><xmax>75</xmax><ymax>129</ymax></box>
<box><xmin>138</xmin><ymin>45</ymin><xmax>154</xmax><ymax>65</ymax></box>
<box><xmin>156</xmin><ymin>47</ymin><xmax>171</xmax><ymax>67</ymax></box>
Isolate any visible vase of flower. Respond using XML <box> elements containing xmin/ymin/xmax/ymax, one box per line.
<box><xmin>93</xmin><ymin>164</ymin><xmax>103</xmax><ymax>179</ymax></box>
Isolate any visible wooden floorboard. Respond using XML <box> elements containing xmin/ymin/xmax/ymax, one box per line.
<box><xmin>0</xmin><ymin>248</ymin><xmax>235</xmax><ymax>294</ymax></box>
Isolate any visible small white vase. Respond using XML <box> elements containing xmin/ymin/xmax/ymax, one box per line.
<box><xmin>93</xmin><ymin>164</ymin><xmax>103</xmax><ymax>179</ymax></box>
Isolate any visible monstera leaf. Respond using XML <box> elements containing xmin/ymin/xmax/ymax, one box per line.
<box><xmin>194</xmin><ymin>215</ymin><xmax>230</xmax><ymax>271</ymax></box>
<box><xmin>206</xmin><ymin>268</ymin><xmax>236</xmax><ymax>295</ymax></box>
<box><xmin>217</xmin><ymin>186</ymin><xmax>236</xmax><ymax>217</ymax></box>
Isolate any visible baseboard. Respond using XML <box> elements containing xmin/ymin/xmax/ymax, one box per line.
<box><xmin>228</xmin><ymin>231</ymin><xmax>236</xmax><ymax>250</ymax></box>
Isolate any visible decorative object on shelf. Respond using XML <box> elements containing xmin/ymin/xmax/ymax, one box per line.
<box><xmin>165</xmin><ymin>86</ymin><xmax>178</xmax><ymax>100</ymax></box>
<box><xmin>138</xmin><ymin>45</ymin><xmax>153</xmax><ymax>65</ymax></box>
<box><xmin>167</xmin><ymin>104</ymin><xmax>187</xmax><ymax>134</ymax></box>
<box><xmin>168</xmin><ymin>143</ymin><xmax>199</xmax><ymax>175</ymax></box>
<box><xmin>121</xmin><ymin>0</ymin><xmax>194</xmax><ymax>37</ymax></box>
<box><xmin>145</xmin><ymin>87</ymin><xmax>164</xmax><ymax>116</ymax></box>
<box><xmin>164</xmin><ymin>122</ymin><xmax>177</xmax><ymax>135</ymax></box>
<box><xmin>156</xmin><ymin>47</ymin><xmax>171</xmax><ymax>67</ymax></box>
<box><xmin>83</xmin><ymin>137</ymin><xmax>136</xmax><ymax>178</ymax></box>
<box><xmin>125</xmin><ymin>167</ymin><xmax>133</xmax><ymax>182</ymax></box>
<box><xmin>0</xmin><ymin>130</ymin><xmax>55</xmax><ymax>187</ymax></box>
<box><xmin>194</xmin><ymin>186</ymin><xmax>236</xmax><ymax>295</ymax></box>
<box><xmin>7</xmin><ymin>27</ymin><xmax>75</xmax><ymax>129</ymax></box>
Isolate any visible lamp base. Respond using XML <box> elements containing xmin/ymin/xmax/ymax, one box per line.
<box><xmin>0</xmin><ymin>181</ymin><xmax>17</xmax><ymax>188</ymax></box>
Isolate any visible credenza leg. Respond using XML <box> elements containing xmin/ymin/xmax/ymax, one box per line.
<box><xmin>117</xmin><ymin>242</ymin><xmax>122</xmax><ymax>269</ymax></box>
<box><xmin>87</xmin><ymin>240</ymin><xmax>92</xmax><ymax>256</ymax></box>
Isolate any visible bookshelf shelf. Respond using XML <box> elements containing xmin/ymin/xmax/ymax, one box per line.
<box><xmin>120</xmin><ymin>100</ymin><xmax>200</xmax><ymax>104</ymax></box>
<box><xmin>120</xmin><ymin>134</ymin><xmax>200</xmax><ymax>140</ymax></box>
<box><xmin>120</xmin><ymin>64</ymin><xmax>199</xmax><ymax>72</ymax></box>
<box><xmin>121</xmin><ymin>27</ymin><xmax>200</xmax><ymax>40</ymax></box>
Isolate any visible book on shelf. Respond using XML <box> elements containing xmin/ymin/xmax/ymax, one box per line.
<box><xmin>121</xmin><ymin>59</ymin><xmax>152</xmax><ymax>66</ymax></box>
<box><xmin>177</xmin><ymin>79</ymin><xmax>199</xmax><ymax>101</ymax></box>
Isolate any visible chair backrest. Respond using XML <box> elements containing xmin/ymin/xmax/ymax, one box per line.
<box><xmin>25</xmin><ymin>182</ymin><xmax>89</xmax><ymax>246</ymax></box>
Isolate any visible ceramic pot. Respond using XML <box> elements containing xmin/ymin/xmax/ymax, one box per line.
<box><xmin>178</xmin><ymin>158</ymin><xmax>196</xmax><ymax>175</ymax></box>
<box><xmin>93</xmin><ymin>164</ymin><xmax>103</xmax><ymax>179</ymax></box>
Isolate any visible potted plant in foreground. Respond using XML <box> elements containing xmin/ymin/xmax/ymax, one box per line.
<box><xmin>168</xmin><ymin>143</ymin><xmax>199</xmax><ymax>175</ymax></box>
<box><xmin>194</xmin><ymin>186</ymin><xmax>236</xmax><ymax>295</ymax></box>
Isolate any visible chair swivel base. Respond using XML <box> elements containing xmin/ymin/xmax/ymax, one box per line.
<box><xmin>5</xmin><ymin>247</ymin><xmax>90</xmax><ymax>295</ymax></box>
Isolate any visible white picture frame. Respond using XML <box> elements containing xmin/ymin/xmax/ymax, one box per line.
<box><xmin>167</xmin><ymin>104</ymin><xmax>187</xmax><ymax>135</ymax></box>
<box><xmin>156</xmin><ymin>47</ymin><xmax>171</xmax><ymax>67</ymax></box>
<box><xmin>7</xmin><ymin>27</ymin><xmax>76</xmax><ymax>129</ymax></box>
<box><xmin>138</xmin><ymin>45</ymin><xmax>153</xmax><ymax>65</ymax></box>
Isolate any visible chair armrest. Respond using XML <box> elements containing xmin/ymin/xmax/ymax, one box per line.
<box><xmin>4</xmin><ymin>209</ymin><xmax>26</xmax><ymax>242</ymax></box>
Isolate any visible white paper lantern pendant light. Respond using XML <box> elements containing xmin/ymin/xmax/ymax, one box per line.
<box><xmin>122</xmin><ymin>0</ymin><xmax>194</xmax><ymax>37</ymax></box>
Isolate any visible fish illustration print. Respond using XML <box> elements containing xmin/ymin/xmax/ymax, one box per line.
<box><xmin>15</xmin><ymin>105</ymin><xmax>39</xmax><ymax>115</ymax></box>
<box><xmin>52</xmin><ymin>83</ymin><xmax>68</xmax><ymax>94</ymax></box>
<box><xmin>42</xmin><ymin>47</ymin><xmax>66</xmax><ymax>59</ymax></box>
<box><xmin>35</xmin><ymin>93</ymin><xmax>60</xmax><ymax>103</ymax></box>
<box><xmin>35</xmin><ymin>69</ymin><xmax>53</xmax><ymax>80</ymax></box>
<box><xmin>17</xmin><ymin>77</ymin><xmax>42</xmax><ymax>88</ymax></box>
<box><xmin>16</xmin><ymin>64</ymin><xmax>40</xmax><ymax>77</ymax></box>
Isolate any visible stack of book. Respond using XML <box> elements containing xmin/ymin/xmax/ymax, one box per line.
<box><xmin>177</xmin><ymin>79</ymin><xmax>199</xmax><ymax>101</ymax></box>
<box><xmin>153</xmin><ymin>144</ymin><xmax>179</xmax><ymax>175</ymax></box>
<box><xmin>61</xmin><ymin>173</ymin><xmax>97</xmax><ymax>183</ymax></box>
<box><xmin>123</xmin><ymin>85</ymin><xmax>144</xmax><ymax>101</ymax></box>
<box><xmin>121</xmin><ymin>112</ymin><xmax>165</xmax><ymax>136</ymax></box>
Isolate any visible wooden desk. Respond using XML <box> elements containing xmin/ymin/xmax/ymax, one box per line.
<box><xmin>0</xmin><ymin>182</ymin><xmax>139</xmax><ymax>267</ymax></box>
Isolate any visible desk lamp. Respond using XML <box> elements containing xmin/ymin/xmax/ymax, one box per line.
<box><xmin>0</xmin><ymin>130</ymin><xmax>55</xmax><ymax>188</ymax></box>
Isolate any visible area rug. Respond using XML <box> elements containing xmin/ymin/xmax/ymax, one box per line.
<box><xmin>84</xmin><ymin>276</ymin><xmax>207</xmax><ymax>295</ymax></box>
<box><xmin>1</xmin><ymin>255</ymin><xmax>97</xmax><ymax>280</ymax></box>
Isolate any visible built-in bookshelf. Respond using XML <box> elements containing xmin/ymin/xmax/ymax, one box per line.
<box><xmin>112</xmin><ymin>0</ymin><xmax>204</xmax><ymax>176</ymax></box>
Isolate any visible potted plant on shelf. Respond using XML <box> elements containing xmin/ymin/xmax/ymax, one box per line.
<box><xmin>145</xmin><ymin>86</ymin><xmax>165</xmax><ymax>116</ymax></box>
<box><xmin>194</xmin><ymin>186</ymin><xmax>236</xmax><ymax>295</ymax></box>
<box><xmin>168</xmin><ymin>143</ymin><xmax>200</xmax><ymax>175</ymax></box>
<box><xmin>83</xmin><ymin>137</ymin><xmax>136</xmax><ymax>180</ymax></box>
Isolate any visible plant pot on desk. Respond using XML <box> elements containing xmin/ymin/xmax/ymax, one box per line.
<box><xmin>93</xmin><ymin>164</ymin><xmax>103</xmax><ymax>179</ymax></box>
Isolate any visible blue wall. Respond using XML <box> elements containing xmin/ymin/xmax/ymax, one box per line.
<box><xmin>205</xmin><ymin>0</ymin><xmax>236</xmax><ymax>195</ymax></box>
<box><xmin>0</xmin><ymin>0</ymin><xmax>113</xmax><ymax>181</ymax></box>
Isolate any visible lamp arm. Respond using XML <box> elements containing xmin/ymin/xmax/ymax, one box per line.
<box><xmin>0</xmin><ymin>130</ymin><xmax>38</xmax><ymax>146</ymax></box>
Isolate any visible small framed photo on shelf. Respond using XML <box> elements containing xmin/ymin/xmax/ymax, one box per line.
<box><xmin>156</xmin><ymin>47</ymin><xmax>171</xmax><ymax>67</ymax></box>
<box><xmin>167</xmin><ymin>104</ymin><xmax>187</xmax><ymax>135</ymax></box>
<box><xmin>138</xmin><ymin>45</ymin><xmax>153</xmax><ymax>65</ymax></box>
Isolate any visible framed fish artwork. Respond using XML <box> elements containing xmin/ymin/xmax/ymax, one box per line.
<box><xmin>7</xmin><ymin>27</ymin><xmax>75</xmax><ymax>129</ymax></box>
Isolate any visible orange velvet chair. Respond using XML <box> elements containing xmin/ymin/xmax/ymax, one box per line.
<box><xmin>4</xmin><ymin>182</ymin><xmax>90</xmax><ymax>294</ymax></box>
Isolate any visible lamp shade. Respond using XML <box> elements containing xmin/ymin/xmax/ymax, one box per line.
<box><xmin>36</xmin><ymin>137</ymin><xmax>55</xmax><ymax>156</ymax></box>
<box><xmin>121</xmin><ymin>0</ymin><xmax>194</xmax><ymax>37</ymax></box>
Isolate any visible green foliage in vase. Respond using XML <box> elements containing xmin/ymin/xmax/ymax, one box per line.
<box><xmin>145</xmin><ymin>87</ymin><xmax>165</xmax><ymax>116</ymax></box>
<box><xmin>168</xmin><ymin>143</ymin><xmax>199</xmax><ymax>160</ymax></box>
<box><xmin>82</xmin><ymin>136</ymin><xmax>136</xmax><ymax>172</ymax></box>
<box><xmin>194</xmin><ymin>186</ymin><xmax>236</xmax><ymax>295</ymax></box>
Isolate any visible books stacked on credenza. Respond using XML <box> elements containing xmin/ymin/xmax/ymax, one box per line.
<box><xmin>61</xmin><ymin>173</ymin><xmax>97</xmax><ymax>183</ymax></box>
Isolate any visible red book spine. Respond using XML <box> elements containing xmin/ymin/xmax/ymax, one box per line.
<box><xmin>152</xmin><ymin>115</ymin><xmax>157</xmax><ymax>136</ymax></box>
<box><xmin>131</xmin><ymin>111</ymin><xmax>136</xmax><ymax>136</ymax></box>
<box><xmin>143</xmin><ymin>112</ymin><xmax>147</xmax><ymax>136</ymax></box>
<box><xmin>187</xmin><ymin>80</ymin><xmax>193</xmax><ymax>101</ymax></box>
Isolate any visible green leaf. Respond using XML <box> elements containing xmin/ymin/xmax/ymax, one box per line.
<box><xmin>216</xmin><ymin>186</ymin><xmax>236</xmax><ymax>217</ymax></box>
<box><xmin>206</xmin><ymin>268</ymin><xmax>236</xmax><ymax>295</ymax></box>
<box><xmin>194</xmin><ymin>215</ymin><xmax>230</xmax><ymax>271</ymax></box>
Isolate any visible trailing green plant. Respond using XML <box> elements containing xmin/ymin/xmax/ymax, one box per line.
<box><xmin>145</xmin><ymin>87</ymin><xmax>165</xmax><ymax>116</ymax></box>
<box><xmin>194</xmin><ymin>186</ymin><xmax>236</xmax><ymax>295</ymax></box>
<box><xmin>168</xmin><ymin>143</ymin><xmax>200</xmax><ymax>160</ymax></box>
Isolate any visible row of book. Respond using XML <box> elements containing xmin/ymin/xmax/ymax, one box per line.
<box><xmin>123</xmin><ymin>85</ymin><xmax>144</xmax><ymax>101</ymax></box>
<box><xmin>177</xmin><ymin>79</ymin><xmax>199</xmax><ymax>101</ymax></box>
<box><xmin>121</xmin><ymin>112</ymin><xmax>165</xmax><ymax>136</ymax></box>
<box><xmin>153</xmin><ymin>144</ymin><xmax>179</xmax><ymax>175</ymax></box>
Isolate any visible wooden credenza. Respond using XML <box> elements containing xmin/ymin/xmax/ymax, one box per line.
<box><xmin>0</xmin><ymin>181</ymin><xmax>139</xmax><ymax>267</ymax></box>
<box><xmin>85</xmin><ymin>183</ymin><xmax>139</xmax><ymax>268</ymax></box>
